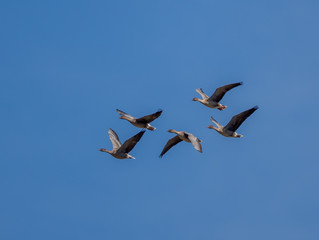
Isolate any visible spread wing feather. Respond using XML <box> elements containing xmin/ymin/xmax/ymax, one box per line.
<box><xmin>195</xmin><ymin>88</ymin><xmax>209</xmax><ymax>99</ymax></box>
<box><xmin>225</xmin><ymin>106</ymin><xmax>258</xmax><ymax>132</ymax></box>
<box><xmin>188</xmin><ymin>134</ymin><xmax>202</xmax><ymax>153</ymax></box>
<box><xmin>116</xmin><ymin>109</ymin><xmax>135</xmax><ymax>120</ymax></box>
<box><xmin>118</xmin><ymin>130</ymin><xmax>145</xmax><ymax>153</ymax></box>
<box><xmin>108</xmin><ymin>128</ymin><xmax>122</xmax><ymax>150</ymax></box>
<box><xmin>159</xmin><ymin>136</ymin><xmax>182</xmax><ymax>157</ymax></box>
<box><xmin>137</xmin><ymin>110</ymin><xmax>162</xmax><ymax>123</ymax></box>
<box><xmin>209</xmin><ymin>82</ymin><xmax>242</xmax><ymax>102</ymax></box>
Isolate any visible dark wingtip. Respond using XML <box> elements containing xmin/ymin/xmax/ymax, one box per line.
<box><xmin>239</xmin><ymin>81</ymin><xmax>243</xmax><ymax>85</ymax></box>
<box><xmin>253</xmin><ymin>105</ymin><xmax>259</xmax><ymax>110</ymax></box>
<box><xmin>157</xmin><ymin>110</ymin><xmax>163</xmax><ymax>116</ymax></box>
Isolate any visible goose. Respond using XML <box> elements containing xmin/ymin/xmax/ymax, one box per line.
<box><xmin>192</xmin><ymin>82</ymin><xmax>242</xmax><ymax>110</ymax></box>
<box><xmin>160</xmin><ymin>129</ymin><xmax>202</xmax><ymax>157</ymax></box>
<box><xmin>116</xmin><ymin>109</ymin><xmax>162</xmax><ymax>131</ymax></box>
<box><xmin>99</xmin><ymin>128</ymin><xmax>145</xmax><ymax>159</ymax></box>
<box><xmin>207</xmin><ymin>106</ymin><xmax>258</xmax><ymax>138</ymax></box>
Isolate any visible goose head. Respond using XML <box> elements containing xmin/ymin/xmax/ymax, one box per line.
<box><xmin>168</xmin><ymin>129</ymin><xmax>177</xmax><ymax>133</ymax></box>
<box><xmin>99</xmin><ymin>148</ymin><xmax>111</xmax><ymax>153</ymax></box>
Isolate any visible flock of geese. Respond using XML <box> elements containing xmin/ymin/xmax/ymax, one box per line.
<box><xmin>99</xmin><ymin>82</ymin><xmax>258</xmax><ymax>159</ymax></box>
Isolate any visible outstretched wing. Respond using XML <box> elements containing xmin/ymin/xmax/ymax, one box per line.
<box><xmin>210</xmin><ymin>116</ymin><xmax>223</xmax><ymax>129</ymax></box>
<box><xmin>225</xmin><ymin>106</ymin><xmax>258</xmax><ymax>132</ymax></box>
<box><xmin>108</xmin><ymin>128</ymin><xmax>122</xmax><ymax>150</ymax></box>
<box><xmin>118</xmin><ymin>130</ymin><xmax>145</xmax><ymax>153</ymax></box>
<box><xmin>159</xmin><ymin>136</ymin><xmax>182</xmax><ymax>158</ymax></box>
<box><xmin>187</xmin><ymin>134</ymin><xmax>202</xmax><ymax>153</ymax></box>
<box><xmin>137</xmin><ymin>110</ymin><xmax>163</xmax><ymax>124</ymax></box>
<box><xmin>195</xmin><ymin>88</ymin><xmax>209</xmax><ymax>99</ymax></box>
<box><xmin>116</xmin><ymin>109</ymin><xmax>135</xmax><ymax>120</ymax></box>
<box><xmin>209</xmin><ymin>82</ymin><xmax>242</xmax><ymax>102</ymax></box>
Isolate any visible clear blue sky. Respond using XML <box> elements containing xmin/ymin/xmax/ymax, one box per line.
<box><xmin>1</xmin><ymin>1</ymin><xmax>319</xmax><ymax>239</ymax></box>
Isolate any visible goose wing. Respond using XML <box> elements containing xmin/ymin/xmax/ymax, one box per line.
<box><xmin>159</xmin><ymin>136</ymin><xmax>182</xmax><ymax>157</ymax></box>
<box><xmin>116</xmin><ymin>109</ymin><xmax>135</xmax><ymax>120</ymax></box>
<box><xmin>195</xmin><ymin>88</ymin><xmax>209</xmax><ymax>99</ymax></box>
<box><xmin>187</xmin><ymin>134</ymin><xmax>202</xmax><ymax>153</ymax></box>
<box><xmin>118</xmin><ymin>130</ymin><xmax>145</xmax><ymax>153</ymax></box>
<box><xmin>137</xmin><ymin>110</ymin><xmax>162</xmax><ymax>124</ymax></box>
<box><xmin>225</xmin><ymin>106</ymin><xmax>258</xmax><ymax>132</ymax></box>
<box><xmin>108</xmin><ymin>128</ymin><xmax>122</xmax><ymax>150</ymax></box>
<box><xmin>208</xmin><ymin>82</ymin><xmax>242</xmax><ymax>102</ymax></box>
<box><xmin>210</xmin><ymin>116</ymin><xmax>223</xmax><ymax>129</ymax></box>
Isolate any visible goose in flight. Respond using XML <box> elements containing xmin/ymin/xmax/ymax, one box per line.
<box><xmin>116</xmin><ymin>109</ymin><xmax>162</xmax><ymax>131</ymax></box>
<box><xmin>160</xmin><ymin>129</ymin><xmax>202</xmax><ymax>157</ymax></box>
<box><xmin>192</xmin><ymin>82</ymin><xmax>242</xmax><ymax>110</ymax></box>
<box><xmin>99</xmin><ymin>128</ymin><xmax>145</xmax><ymax>159</ymax></box>
<box><xmin>208</xmin><ymin>106</ymin><xmax>258</xmax><ymax>138</ymax></box>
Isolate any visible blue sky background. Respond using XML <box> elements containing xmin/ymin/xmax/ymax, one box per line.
<box><xmin>1</xmin><ymin>0</ymin><xmax>319</xmax><ymax>239</ymax></box>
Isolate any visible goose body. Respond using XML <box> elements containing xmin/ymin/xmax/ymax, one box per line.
<box><xmin>160</xmin><ymin>129</ymin><xmax>202</xmax><ymax>157</ymax></box>
<box><xmin>193</xmin><ymin>82</ymin><xmax>242</xmax><ymax>110</ymax></box>
<box><xmin>117</xmin><ymin>109</ymin><xmax>162</xmax><ymax>131</ymax></box>
<box><xmin>208</xmin><ymin>106</ymin><xmax>258</xmax><ymax>138</ymax></box>
<box><xmin>99</xmin><ymin>128</ymin><xmax>145</xmax><ymax>159</ymax></box>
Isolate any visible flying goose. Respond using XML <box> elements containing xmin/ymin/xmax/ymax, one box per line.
<box><xmin>116</xmin><ymin>109</ymin><xmax>162</xmax><ymax>131</ymax></box>
<box><xmin>160</xmin><ymin>129</ymin><xmax>202</xmax><ymax>157</ymax></box>
<box><xmin>207</xmin><ymin>106</ymin><xmax>258</xmax><ymax>138</ymax></box>
<box><xmin>192</xmin><ymin>82</ymin><xmax>242</xmax><ymax>110</ymax></box>
<box><xmin>99</xmin><ymin>128</ymin><xmax>145</xmax><ymax>159</ymax></box>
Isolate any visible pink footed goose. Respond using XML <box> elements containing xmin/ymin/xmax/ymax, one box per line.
<box><xmin>160</xmin><ymin>129</ymin><xmax>202</xmax><ymax>157</ymax></box>
<box><xmin>208</xmin><ymin>106</ymin><xmax>258</xmax><ymax>138</ymax></box>
<box><xmin>99</xmin><ymin>128</ymin><xmax>145</xmax><ymax>159</ymax></box>
<box><xmin>116</xmin><ymin>109</ymin><xmax>162</xmax><ymax>131</ymax></box>
<box><xmin>193</xmin><ymin>82</ymin><xmax>242</xmax><ymax>110</ymax></box>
